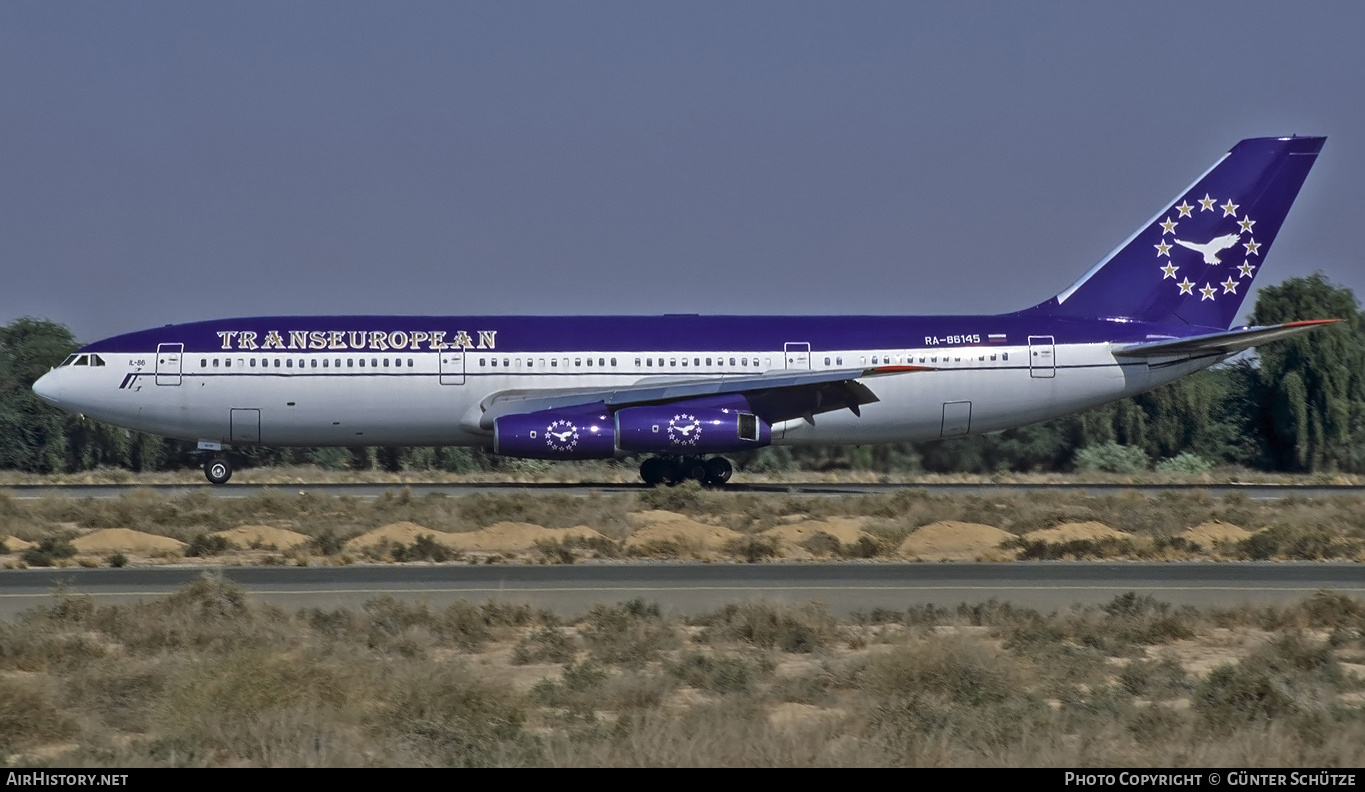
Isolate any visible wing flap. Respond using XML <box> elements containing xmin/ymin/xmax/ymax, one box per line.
<box><xmin>469</xmin><ymin>365</ymin><xmax>929</xmax><ymax>430</ymax></box>
<box><xmin>1112</xmin><ymin>319</ymin><xmax>1339</xmax><ymax>358</ymax></box>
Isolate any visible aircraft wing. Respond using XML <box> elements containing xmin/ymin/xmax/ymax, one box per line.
<box><xmin>469</xmin><ymin>365</ymin><xmax>930</xmax><ymax>431</ymax></box>
<box><xmin>1112</xmin><ymin>319</ymin><xmax>1339</xmax><ymax>358</ymax></box>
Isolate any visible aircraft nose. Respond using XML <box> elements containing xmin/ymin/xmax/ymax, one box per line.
<box><xmin>32</xmin><ymin>371</ymin><xmax>62</xmax><ymax>405</ymax></box>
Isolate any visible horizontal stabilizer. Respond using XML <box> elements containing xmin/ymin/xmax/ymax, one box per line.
<box><xmin>470</xmin><ymin>365</ymin><xmax>930</xmax><ymax>430</ymax></box>
<box><xmin>1112</xmin><ymin>319</ymin><xmax>1339</xmax><ymax>358</ymax></box>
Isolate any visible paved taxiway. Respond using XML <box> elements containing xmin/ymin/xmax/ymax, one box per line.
<box><xmin>2</xmin><ymin>562</ymin><xmax>1360</xmax><ymax>617</ymax></box>
<box><xmin>4</xmin><ymin>482</ymin><xmax>1363</xmax><ymax>499</ymax></box>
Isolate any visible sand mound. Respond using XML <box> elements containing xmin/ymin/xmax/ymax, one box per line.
<box><xmin>345</xmin><ymin>522</ymin><xmax>453</xmax><ymax>552</ymax></box>
<box><xmin>1183</xmin><ymin>521</ymin><xmax>1252</xmax><ymax>549</ymax></box>
<box><xmin>70</xmin><ymin>528</ymin><xmax>186</xmax><ymax>554</ymax></box>
<box><xmin>1</xmin><ymin>535</ymin><xmax>35</xmax><ymax>553</ymax></box>
<box><xmin>1024</xmin><ymin>521</ymin><xmax>1130</xmax><ymax>543</ymax></box>
<box><xmin>212</xmin><ymin>524</ymin><xmax>311</xmax><ymax>550</ymax></box>
<box><xmin>626</xmin><ymin>510</ymin><xmax>742</xmax><ymax>553</ymax></box>
<box><xmin>900</xmin><ymin>521</ymin><xmax>1014</xmax><ymax>561</ymax></box>
<box><xmin>444</xmin><ymin>522</ymin><xmax>606</xmax><ymax>551</ymax></box>
<box><xmin>764</xmin><ymin>517</ymin><xmax>873</xmax><ymax>546</ymax></box>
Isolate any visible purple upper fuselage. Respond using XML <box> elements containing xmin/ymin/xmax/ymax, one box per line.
<box><xmin>80</xmin><ymin>312</ymin><xmax>1205</xmax><ymax>356</ymax></box>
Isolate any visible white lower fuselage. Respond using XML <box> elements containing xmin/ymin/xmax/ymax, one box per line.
<box><xmin>48</xmin><ymin>342</ymin><xmax>1216</xmax><ymax>450</ymax></box>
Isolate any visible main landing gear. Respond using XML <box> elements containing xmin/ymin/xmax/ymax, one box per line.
<box><xmin>639</xmin><ymin>456</ymin><xmax>733</xmax><ymax>487</ymax></box>
<box><xmin>204</xmin><ymin>456</ymin><xmax>233</xmax><ymax>485</ymax></box>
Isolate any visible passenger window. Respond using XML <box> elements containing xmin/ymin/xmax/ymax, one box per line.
<box><xmin>575</xmin><ymin>358</ymin><xmax>581</xmax><ymax>367</ymax></box>
<box><xmin>729</xmin><ymin>358</ymin><xmax>736</xmax><ymax>366</ymax></box>
<box><xmin>634</xmin><ymin>358</ymin><xmax>641</xmax><ymax>367</ymax></box>
<box><xmin>646</xmin><ymin>359</ymin><xmax>652</xmax><ymax>367</ymax></box>
<box><xmin>224</xmin><ymin>359</ymin><xmax>231</xmax><ymax>368</ymax></box>
<box><xmin>323</xmin><ymin>359</ymin><xmax>329</xmax><ymax>368</ymax></box>
<box><xmin>479</xmin><ymin>358</ymin><xmax>486</xmax><ymax>366</ymax></box>
<box><xmin>503</xmin><ymin>358</ymin><xmax>509</xmax><ymax>367</ymax></box>
<box><xmin>274</xmin><ymin>359</ymin><xmax>281</xmax><ymax>368</ymax></box>
<box><xmin>824</xmin><ymin>357</ymin><xmax>830</xmax><ymax>366</ymax></box>
<box><xmin>873</xmin><ymin>356</ymin><xmax>879</xmax><ymax>365</ymax></box>
<box><xmin>837</xmin><ymin>357</ymin><xmax>843</xmax><ymax>365</ymax></box>
<box><xmin>212</xmin><ymin>359</ymin><xmax>219</xmax><ymax>368</ymax></box>
<box><xmin>610</xmin><ymin>358</ymin><xmax>617</xmax><ymax>366</ymax></box>
<box><xmin>586</xmin><ymin>358</ymin><xmax>592</xmax><ymax>367</ymax></box>
<box><xmin>599</xmin><ymin>358</ymin><xmax>605</xmax><ymax>366</ymax></box>
<box><xmin>201</xmin><ymin>359</ymin><xmax>207</xmax><ymax>368</ymax></box>
<box><xmin>348</xmin><ymin>359</ymin><xmax>354</xmax><ymax>367</ymax></box>
<box><xmin>1003</xmin><ymin>352</ymin><xmax>1009</xmax><ymax>361</ymax></box>
<box><xmin>359</xmin><ymin>359</ymin><xmax>365</xmax><ymax>367</ymax></box>
<box><xmin>286</xmin><ymin>359</ymin><xmax>293</xmax><ymax>368</ymax></box>
<box><xmin>371</xmin><ymin>358</ymin><xmax>378</xmax><ymax>367</ymax></box>
<box><xmin>383</xmin><ymin>358</ymin><xmax>389</xmax><ymax>367</ymax></box>
<box><xmin>551</xmin><ymin>360</ymin><xmax>558</xmax><ymax>367</ymax></box>
<box><xmin>250</xmin><ymin>359</ymin><xmax>256</xmax><ymax>368</ymax></box>
<box><xmin>409</xmin><ymin>359</ymin><xmax>414</xmax><ymax>367</ymax></box>
<box><xmin>741</xmin><ymin>358</ymin><xmax>747</xmax><ymax>367</ymax></box>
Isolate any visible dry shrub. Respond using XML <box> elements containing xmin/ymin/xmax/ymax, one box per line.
<box><xmin>696</xmin><ymin>601</ymin><xmax>840</xmax><ymax>654</ymax></box>
<box><xmin>0</xmin><ymin>677</ymin><xmax>78</xmax><ymax>752</ymax></box>
<box><xmin>579</xmin><ymin>599</ymin><xmax>679</xmax><ymax>667</ymax></box>
<box><xmin>376</xmin><ymin>664</ymin><xmax>538</xmax><ymax>767</ymax></box>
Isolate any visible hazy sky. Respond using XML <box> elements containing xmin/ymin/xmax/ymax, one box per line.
<box><xmin>3</xmin><ymin>1</ymin><xmax>1361</xmax><ymax>343</ymax></box>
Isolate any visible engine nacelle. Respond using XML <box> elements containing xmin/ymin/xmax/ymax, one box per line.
<box><xmin>616</xmin><ymin>401</ymin><xmax>771</xmax><ymax>454</ymax></box>
<box><xmin>493</xmin><ymin>404</ymin><xmax>615</xmax><ymax>459</ymax></box>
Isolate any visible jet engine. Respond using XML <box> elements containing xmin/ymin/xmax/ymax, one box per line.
<box><xmin>493</xmin><ymin>404</ymin><xmax>615</xmax><ymax>459</ymax></box>
<box><xmin>616</xmin><ymin>397</ymin><xmax>771</xmax><ymax>454</ymax></box>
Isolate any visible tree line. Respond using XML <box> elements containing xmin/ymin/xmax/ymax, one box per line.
<box><xmin>2</xmin><ymin>274</ymin><xmax>1361</xmax><ymax>475</ymax></box>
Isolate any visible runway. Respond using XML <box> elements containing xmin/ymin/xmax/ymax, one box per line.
<box><xmin>3</xmin><ymin>481</ymin><xmax>1363</xmax><ymax>500</ymax></box>
<box><xmin>2</xmin><ymin>562</ymin><xmax>1360</xmax><ymax>617</ymax></box>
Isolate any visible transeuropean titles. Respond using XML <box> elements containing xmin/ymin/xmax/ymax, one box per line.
<box><xmin>216</xmin><ymin>329</ymin><xmax>496</xmax><ymax>352</ymax></box>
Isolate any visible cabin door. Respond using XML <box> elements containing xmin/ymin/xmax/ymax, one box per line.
<box><xmin>230</xmin><ymin>409</ymin><xmax>261</xmax><ymax>444</ymax></box>
<box><xmin>439</xmin><ymin>350</ymin><xmax>465</xmax><ymax>385</ymax></box>
<box><xmin>155</xmin><ymin>343</ymin><xmax>183</xmax><ymax>386</ymax></box>
<box><xmin>783</xmin><ymin>342</ymin><xmax>811</xmax><ymax>370</ymax></box>
<box><xmin>1028</xmin><ymin>335</ymin><xmax>1056</xmax><ymax>379</ymax></box>
<box><xmin>940</xmin><ymin>401</ymin><xmax>972</xmax><ymax>438</ymax></box>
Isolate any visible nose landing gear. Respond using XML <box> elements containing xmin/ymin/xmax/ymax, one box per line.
<box><xmin>204</xmin><ymin>456</ymin><xmax>233</xmax><ymax>485</ymax></box>
<box><xmin>639</xmin><ymin>455</ymin><xmax>733</xmax><ymax>487</ymax></box>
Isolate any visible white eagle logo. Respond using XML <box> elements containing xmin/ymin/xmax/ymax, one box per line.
<box><xmin>1174</xmin><ymin>233</ymin><xmax>1241</xmax><ymax>265</ymax></box>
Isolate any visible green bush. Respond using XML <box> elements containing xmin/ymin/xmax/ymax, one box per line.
<box><xmin>1074</xmin><ymin>442</ymin><xmax>1150</xmax><ymax>473</ymax></box>
<box><xmin>1155</xmin><ymin>452</ymin><xmax>1215</xmax><ymax>474</ymax></box>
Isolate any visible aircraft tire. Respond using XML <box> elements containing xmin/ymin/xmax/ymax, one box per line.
<box><xmin>703</xmin><ymin>456</ymin><xmax>732</xmax><ymax>486</ymax></box>
<box><xmin>640</xmin><ymin>457</ymin><xmax>666</xmax><ymax>487</ymax></box>
<box><xmin>204</xmin><ymin>457</ymin><xmax>232</xmax><ymax>485</ymax></box>
<box><xmin>683</xmin><ymin>457</ymin><xmax>707</xmax><ymax>483</ymax></box>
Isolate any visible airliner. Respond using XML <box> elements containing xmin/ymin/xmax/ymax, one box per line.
<box><xmin>32</xmin><ymin>136</ymin><xmax>1336</xmax><ymax>485</ymax></box>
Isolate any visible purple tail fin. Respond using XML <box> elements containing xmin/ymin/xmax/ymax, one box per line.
<box><xmin>1025</xmin><ymin>136</ymin><xmax>1325</xmax><ymax>329</ymax></box>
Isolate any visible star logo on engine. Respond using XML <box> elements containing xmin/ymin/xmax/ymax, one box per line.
<box><xmin>667</xmin><ymin>413</ymin><xmax>702</xmax><ymax>446</ymax></box>
<box><xmin>544</xmin><ymin>419</ymin><xmax>579</xmax><ymax>452</ymax></box>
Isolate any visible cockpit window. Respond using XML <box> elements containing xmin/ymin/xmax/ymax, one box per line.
<box><xmin>89</xmin><ymin>354</ymin><xmax>105</xmax><ymax>366</ymax></box>
<box><xmin>73</xmin><ymin>355</ymin><xmax>89</xmax><ymax>366</ymax></box>
<box><xmin>60</xmin><ymin>355</ymin><xmax>77</xmax><ymax>367</ymax></box>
